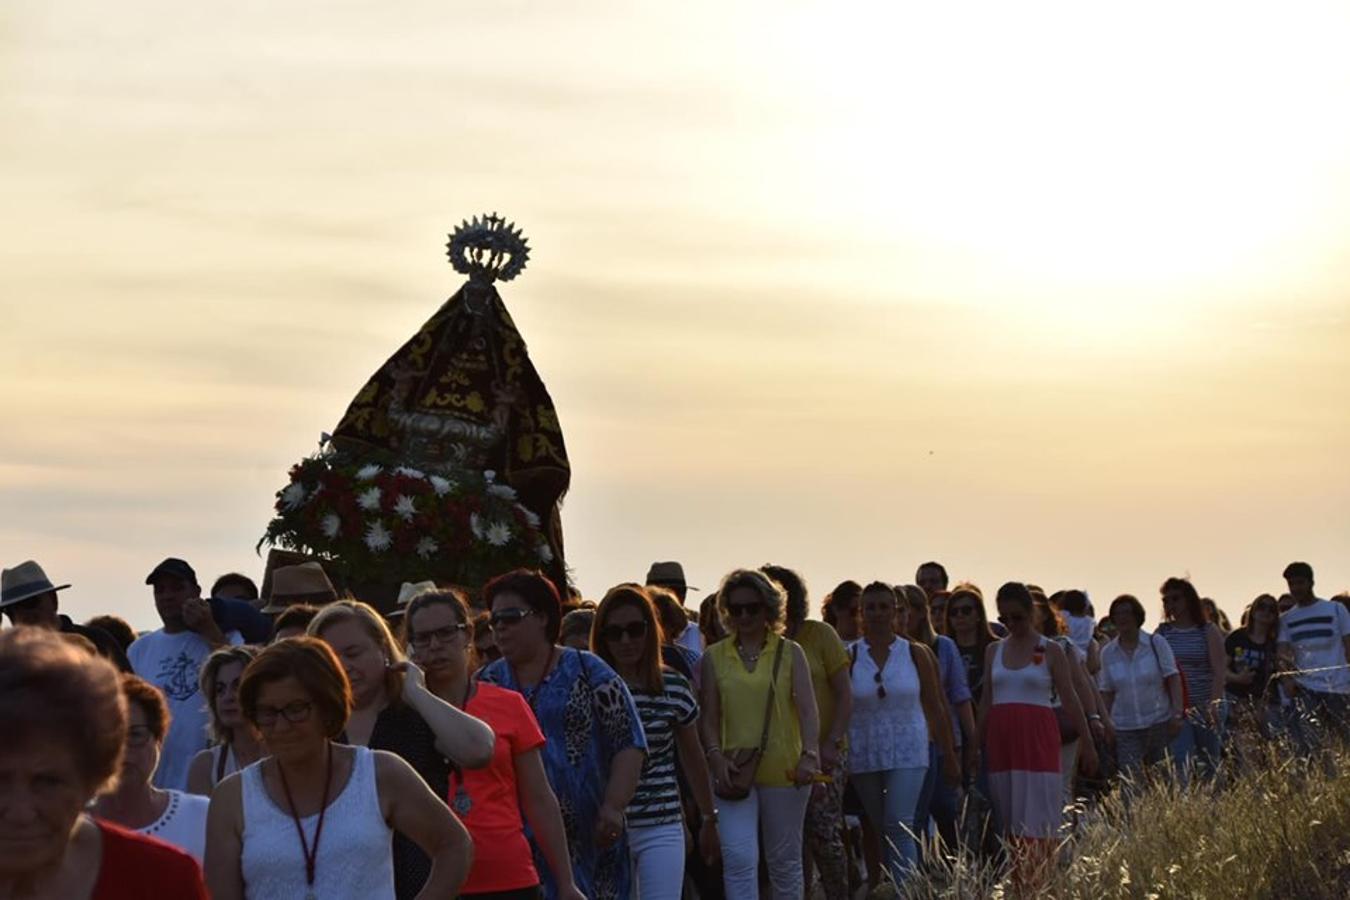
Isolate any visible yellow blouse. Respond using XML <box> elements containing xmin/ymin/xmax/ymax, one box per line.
<box><xmin>708</xmin><ymin>632</ymin><xmax>803</xmax><ymax>787</ymax></box>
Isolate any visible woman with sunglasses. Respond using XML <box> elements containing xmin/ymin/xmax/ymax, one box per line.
<box><xmin>1156</xmin><ymin>577</ymin><xmax>1228</xmax><ymax>783</ymax></box>
<box><xmin>94</xmin><ymin>675</ymin><xmax>210</xmax><ymax>863</ymax></box>
<box><xmin>591</xmin><ymin>584</ymin><xmax>719</xmax><ymax>900</ymax></box>
<box><xmin>848</xmin><ymin>582</ymin><xmax>956</xmax><ymax>886</ymax></box>
<box><xmin>978</xmin><ymin>582</ymin><xmax>1096</xmax><ymax>886</ymax></box>
<box><xmin>406</xmin><ymin>588</ymin><xmax>582</xmax><ymax>900</ymax></box>
<box><xmin>204</xmin><ymin>637</ymin><xmax>471</xmax><ymax>899</ymax></box>
<box><xmin>701</xmin><ymin>568</ymin><xmax>820</xmax><ymax>899</ymax></box>
<box><xmin>478</xmin><ymin>569</ymin><xmax>647</xmax><ymax>900</ymax></box>
<box><xmin>1224</xmin><ymin>594</ymin><xmax>1280</xmax><ymax>767</ymax></box>
<box><xmin>308</xmin><ymin>600</ymin><xmax>496</xmax><ymax>900</ymax></box>
<box><xmin>943</xmin><ymin>584</ymin><xmax>995</xmax><ymax>706</ymax></box>
<box><xmin>187</xmin><ymin>645</ymin><xmax>262</xmax><ymax>796</ymax></box>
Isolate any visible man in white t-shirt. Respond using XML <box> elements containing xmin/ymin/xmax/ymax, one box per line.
<box><xmin>127</xmin><ymin>557</ymin><xmax>241</xmax><ymax>790</ymax></box>
<box><xmin>1277</xmin><ymin>560</ymin><xmax>1350</xmax><ymax>754</ymax></box>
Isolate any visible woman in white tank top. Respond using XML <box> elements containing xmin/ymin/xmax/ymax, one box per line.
<box><xmin>203</xmin><ymin>637</ymin><xmax>474</xmax><ymax>900</ymax></box>
<box><xmin>977</xmin><ymin>583</ymin><xmax>1097</xmax><ymax>888</ymax></box>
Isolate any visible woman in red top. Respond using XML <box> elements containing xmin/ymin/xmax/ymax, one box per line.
<box><xmin>406</xmin><ymin>588</ymin><xmax>583</xmax><ymax>900</ymax></box>
<box><xmin>0</xmin><ymin>627</ymin><xmax>208</xmax><ymax>899</ymax></box>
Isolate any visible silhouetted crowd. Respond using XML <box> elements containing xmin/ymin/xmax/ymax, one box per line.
<box><xmin>3</xmin><ymin>556</ymin><xmax>1348</xmax><ymax>899</ymax></box>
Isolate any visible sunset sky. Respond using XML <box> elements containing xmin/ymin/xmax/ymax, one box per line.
<box><xmin>4</xmin><ymin>1</ymin><xmax>1348</xmax><ymax>631</ymax></box>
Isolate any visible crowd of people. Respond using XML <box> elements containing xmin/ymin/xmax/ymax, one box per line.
<box><xmin>2</xmin><ymin>553</ymin><xmax>1348</xmax><ymax>899</ymax></box>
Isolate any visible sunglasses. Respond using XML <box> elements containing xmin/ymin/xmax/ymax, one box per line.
<box><xmin>411</xmin><ymin>623</ymin><xmax>468</xmax><ymax>648</ymax></box>
<box><xmin>949</xmin><ymin>606</ymin><xmax>976</xmax><ymax>618</ymax></box>
<box><xmin>489</xmin><ymin>608</ymin><xmax>536</xmax><ymax>629</ymax></box>
<box><xmin>602</xmin><ymin>621</ymin><xmax>647</xmax><ymax>642</ymax></box>
<box><xmin>727</xmin><ymin>601</ymin><xmax>764</xmax><ymax>619</ymax></box>
<box><xmin>997</xmin><ymin>613</ymin><xmax>1028</xmax><ymax>625</ymax></box>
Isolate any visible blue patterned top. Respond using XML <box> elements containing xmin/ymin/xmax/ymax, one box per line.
<box><xmin>479</xmin><ymin>648</ymin><xmax>647</xmax><ymax>900</ymax></box>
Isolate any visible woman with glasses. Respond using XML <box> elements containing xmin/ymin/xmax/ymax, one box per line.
<box><xmin>591</xmin><ymin>584</ymin><xmax>719</xmax><ymax>900</ymax></box>
<box><xmin>308</xmin><ymin>600</ymin><xmax>495</xmax><ymax>900</ymax></box>
<box><xmin>822</xmin><ymin>580</ymin><xmax>863</xmax><ymax>643</ymax></box>
<box><xmin>1097</xmin><ymin>595</ymin><xmax>1183</xmax><ymax>781</ymax></box>
<box><xmin>899</xmin><ymin>584</ymin><xmax>972</xmax><ymax>855</ymax></box>
<box><xmin>187</xmin><ymin>645</ymin><xmax>262</xmax><ymax>796</ymax></box>
<box><xmin>204</xmin><ymin>637</ymin><xmax>471</xmax><ymax>899</ymax></box>
<box><xmin>978</xmin><ymin>582</ymin><xmax>1096</xmax><ymax>886</ymax></box>
<box><xmin>1224</xmin><ymin>594</ymin><xmax>1280</xmax><ymax>766</ymax></box>
<box><xmin>701</xmin><ymin>568</ymin><xmax>820</xmax><ymax>900</ymax></box>
<box><xmin>943</xmin><ymin>584</ymin><xmax>995</xmax><ymax>706</ymax></box>
<box><xmin>478</xmin><ymin>569</ymin><xmax>647</xmax><ymax>900</ymax></box>
<box><xmin>405</xmin><ymin>588</ymin><xmax>582</xmax><ymax>900</ymax></box>
<box><xmin>1156</xmin><ymin>577</ymin><xmax>1228</xmax><ymax>783</ymax></box>
<box><xmin>94</xmin><ymin>675</ymin><xmax>210</xmax><ymax>863</ymax></box>
<box><xmin>848</xmin><ymin>582</ymin><xmax>956</xmax><ymax>886</ymax></box>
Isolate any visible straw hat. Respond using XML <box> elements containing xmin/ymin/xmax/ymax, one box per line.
<box><xmin>1</xmin><ymin>560</ymin><xmax>70</xmax><ymax>609</ymax></box>
<box><xmin>262</xmin><ymin>562</ymin><xmax>338</xmax><ymax>614</ymax></box>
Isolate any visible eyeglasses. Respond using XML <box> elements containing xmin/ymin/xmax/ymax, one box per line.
<box><xmin>489</xmin><ymin>608</ymin><xmax>536</xmax><ymax>629</ymax></box>
<box><xmin>997</xmin><ymin>614</ymin><xmax>1028</xmax><ymax>625</ymax></box>
<box><xmin>602</xmin><ymin>622</ymin><xmax>647</xmax><ymax>642</ymax></box>
<box><xmin>411</xmin><ymin>623</ymin><xmax>468</xmax><ymax>648</ymax></box>
<box><xmin>727</xmin><ymin>601</ymin><xmax>764</xmax><ymax>619</ymax></box>
<box><xmin>949</xmin><ymin>606</ymin><xmax>976</xmax><ymax>619</ymax></box>
<box><xmin>254</xmin><ymin>700</ymin><xmax>313</xmax><ymax>728</ymax></box>
<box><xmin>126</xmin><ymin>725</ymin><xmax>155</xmax><ymax>748</ymax></box>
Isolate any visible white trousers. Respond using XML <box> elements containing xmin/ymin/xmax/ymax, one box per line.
<box><xmin>718</xmin><ymin>784</ymin><xmax>811</xmax><ymax>900</ymax></box>
<box><xmin>628</xmin><ymin>820</ymin><xmax>686</xmax><ymax>900</ymax></box>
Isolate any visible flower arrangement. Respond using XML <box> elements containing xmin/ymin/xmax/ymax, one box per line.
<box><xmin>260</xmin><ymin>449</ymin><xmax>552</xmax><ymax>589</ymax></box>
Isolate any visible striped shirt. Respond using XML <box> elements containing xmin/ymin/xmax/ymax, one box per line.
<box><xmin>626</xmin><ymin>669</ymin><xmax>698</xmax><ymax>827</ymax></box>
<box><xmin>1280</xmin><ymin>600</ymin><xmax>1350</xmax><ymax>694</ymax></box>
<box><xmin>1157</xmin><ymin>624</ymin><xmax>1215</xmax><ymax>709</ymax></box>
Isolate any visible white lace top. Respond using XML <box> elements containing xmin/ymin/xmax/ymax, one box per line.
<box><xmin>240</xmin><ymin>746</ymin><xmax>395</xmax><ymax>900</ymax></box>
<box><xmin>847</xmin><ymin>637</ymin><xmax>930</xmax><ymax>773</ymax></box>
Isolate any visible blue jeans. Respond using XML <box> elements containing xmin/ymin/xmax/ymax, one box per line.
<box><xmin>628</xmin><ymin>821</ymin><xmax>686</xmax><ymax>900</ymax></box>
<box><xmin>1169</xmin><ymin>701</ymin><xmax>1227</xmax><ymax>784</ymax></box>
<box><xmin>913</xmin><ymin>743</ymin><xmax>959</xmax><ymax>855</ymax></box>
<box><xmin>850</xmin><ymin>767</ymin><xmax>928</xmax><ymax>885</ymax></box>
<box><xmin>1287</xmin><ymin>689</ymin><xmax>1350</xmax><ymax>761</ymax></box>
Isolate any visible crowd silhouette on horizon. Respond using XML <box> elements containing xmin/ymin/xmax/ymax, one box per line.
<box><xmin>3</xmin><ymin>554</ymin><xmax>1349</xmax><ymax>899</ymax></box>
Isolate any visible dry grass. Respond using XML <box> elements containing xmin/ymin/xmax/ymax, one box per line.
<box><xmin>899</xmin><ymin>742</ymin><xmax>1350</xmax><ymax>900</ymax></box>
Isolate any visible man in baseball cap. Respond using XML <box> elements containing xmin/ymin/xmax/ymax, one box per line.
<box><xmin>1</xmin><ymin>559</ymin><xmax>131</xmax><ymax>671</ymax></box>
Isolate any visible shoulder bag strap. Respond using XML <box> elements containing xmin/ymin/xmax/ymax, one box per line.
<box><xmin>756</xmin><ymin>637</ymin><xmax>787</xmax><ymax>753</ymax></box>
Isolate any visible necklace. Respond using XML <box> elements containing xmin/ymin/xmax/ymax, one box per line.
<box><xmin>448</xmin><ymin>679</ymin><xmax>477</xmax><ymax>817</ymax></box>
<box><xmin>521</xmin><ymin>646</ymin><xmax>559</xmax><ymax>716</ymax></box>
<box><xmin>736</xmin><ymin>637</ymin><xmax>765</xmax><ymax>666</ymax></box>
<box><xmin>276</xmin><ymin>742</ymin><xmax>334</xmax><ymax>900</ymax></box>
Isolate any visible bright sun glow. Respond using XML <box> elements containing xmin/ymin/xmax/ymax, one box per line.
<box><xmin>766</xmin><ymin>1</ymin><xmax>1350</xmax><ymax>335</ymax></box>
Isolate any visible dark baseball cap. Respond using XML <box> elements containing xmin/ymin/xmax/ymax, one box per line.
<box><xmin>145</xmin><ymin>557</ymin><xmax>197</xmax><ymax>585</ymax></box>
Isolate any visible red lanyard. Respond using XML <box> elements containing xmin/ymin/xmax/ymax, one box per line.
<box><xmin>276</xmin><ymin>742</ymin><xmax>334</xmax><ymax>894</ymax></box>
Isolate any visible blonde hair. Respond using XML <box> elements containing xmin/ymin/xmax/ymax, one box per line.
<box><xmin>198</xmin><ymin>645</ymin><xmax>260</xmax><ymax>743</ymax></box>
<box><xmin>307</xmin><ymin>599</ymin><xmax>406</xmax><ymax>701</ymax></box>
<box><xmin>715</xmin><ymin>568</ymin><xmax>787</xmax><ymax>634</ymax></box>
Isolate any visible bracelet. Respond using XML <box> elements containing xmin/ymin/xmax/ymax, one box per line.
<box><xmin>705</xmin><ymin>745</ymin><xmax>721</xmax><ymax>758</ymax></box>
<box><xmin>702</xmin><ymin>811</ymin><xmax>718</xmax><ymax>824</ymax></box>
<box><xmin>1087</xmin><ymin>714</ymin><xmax>1102</xmax><ymax>722</ymax></box>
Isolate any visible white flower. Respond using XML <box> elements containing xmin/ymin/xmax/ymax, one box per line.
<box><xmin>321</xmin><ymin>514</ymin><xmax>341</xmax><ymax>539</ymax></box>
<box><xmin>429</xmin><ymin>475</ymin><xmax>454</xmax><ymax>496</ymax></box>
<box><xmin>356</xmin><ymin>464</ymin><xmax>383</xmax><ymax>480</ymax></box>
<box><xmin>469</xmin><ymin>513</ymin><xmax>486</xmax><ymax>540</ymax></box>
<box><xmin>483</xmin><ymin>469</ymin><xmax>496</xmax><ymax>483</ymax></box>
<box><xmin>394</xmin><ymin>466</ymin><xmax>426</xmax><ymax>480</ymax></box>
<box><xmin>280</xmin><ymin>482</ymin><xmax>308</xmax><ymax>511</ymax></box>
<box><xmin>486</xmin><ymin>522</ymin><xmax>513</xmax><ymax>547</ymax></box>
<box><xmin>536</xmin><ymin>542</ymin><xmax>554</xmax><ymax>563</ymax></box>
<box><xmin>363</xmin><ymin>520</ymin><xmax>392</xmax><ymax>551</ymax></box>
<box><xmin>487</xmin><ymin>483</ymin><xmax>517</xmax><ymax>501</ymax></box>
<box><xmin>416</xmin><ymin>536</ymin><xmax>439</xmax><ymax>559</ymax></box>
<box><xmin>393</xmin><ymin>495</ymin><xmax>417</xmax><ymax>521</ymax></box>
<box><xmin>517</xmin><ymin>505</ymin><xmax>541</xmax><ymax>528</ymax></box>
<box><xmin>357</xmin><ymin>486</ymin><xmax>383</xmax><ymax>511</ymax></box>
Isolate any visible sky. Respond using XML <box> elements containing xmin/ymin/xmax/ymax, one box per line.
<box><xmin>3</xmin><ymin>1</ymin><xmax>1348</xmax><ymax>632</ymax></box>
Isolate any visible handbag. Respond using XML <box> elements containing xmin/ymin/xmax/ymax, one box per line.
<box><xmin>714</xmin><ymin>637</ymin><xmax>786</xmax><ymax>801</ymax></box>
